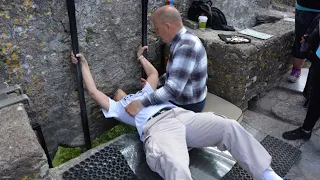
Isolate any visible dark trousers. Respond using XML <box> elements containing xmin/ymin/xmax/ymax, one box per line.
<box><xmin>172</xmin><ymin>98</ymin><xmax>206</xmax><ymax>113</ymax></box>
<box><xmin>302</xmin><ymin>59</ymin><xmax>320</xmax><ymax>131</ymax></box>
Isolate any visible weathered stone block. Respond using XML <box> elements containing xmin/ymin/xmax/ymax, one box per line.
<box><xmin>0</xmin><ymin>104</ymin><xmax>48</xmax><ymax>179</ymax></box>
<box><xmin>273</xmin><ymin>0</ymin><xmax>296</xmax><ymax>7</ymax></box>
<box><xmin>191</xmin><ymin>19</ymin><xmax>294</xmax><ymax>109</ymax></box>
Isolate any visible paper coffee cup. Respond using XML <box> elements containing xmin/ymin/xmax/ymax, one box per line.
<box><xmin>198</xmin><ymin>16</ymin><xmax>208</xmax><ymax>29</ymax></box>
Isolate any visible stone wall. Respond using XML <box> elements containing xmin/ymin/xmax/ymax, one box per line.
<box><xmin>0</xmin><ymin>0</ymin><xmax>284</xmax><ymax>157</ymax></box>
<box><xmin>273</xmin><ymin>0</ymin><xmax>296</xmax><ymax>7</ymax></box>
<box><xmin>211</xmin><ymin>0</ymin><xmax>262</xmax><ymax>29</ymax></box>
<box><xmin>0</xmin><ymin>0</ymin><xmax>191</xmax><ymax>157</ymax></box>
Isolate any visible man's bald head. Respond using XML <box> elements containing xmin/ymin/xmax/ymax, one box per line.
<box><xmin>153</xmin><ymin>5</ymin><xmax>183</xmax><ymax>27</ymax></box>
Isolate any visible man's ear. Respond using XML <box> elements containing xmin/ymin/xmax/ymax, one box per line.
<box><xmin>165</xmin><ymin>23</ymin><xmax>171</xmax><ymax>30</ymax></box>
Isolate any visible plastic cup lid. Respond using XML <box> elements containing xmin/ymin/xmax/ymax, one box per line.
<box><xmin>198</xmin><ymin>16</ymin><xmax>208</xmax><ymax>21</ymax></box>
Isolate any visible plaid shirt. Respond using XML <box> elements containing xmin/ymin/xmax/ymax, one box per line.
<box><xmin>141</xmin><ymin>27</ymin><xmax>207</xmax><ymax>106</ymax></box>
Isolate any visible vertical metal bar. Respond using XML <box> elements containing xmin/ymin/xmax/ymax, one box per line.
<box><xmin>141</xmin><ymin>0</ymin><xmax>148</xmax><ymax>79</ymax></box>
<box><xmin>160</xmin><ymin>43</ymin><xmax>166</xmax><ymax>75</ymax></box>
<box><xmin>66</xmin><ymin>0</ymin><xmax>91</xmax><ymax>150</ymax></box>
<box><xmin>33</xmin><ymin>123</ymin><xmax>53</xmax><ymax>168</ymax></box>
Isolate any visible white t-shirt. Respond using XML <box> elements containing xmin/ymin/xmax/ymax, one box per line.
<box><xmin>102</xmin><ymin>82</ymin><xmax>176</xmax><ymax>141</ymax></box>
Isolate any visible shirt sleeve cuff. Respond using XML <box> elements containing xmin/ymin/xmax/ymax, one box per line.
<box><xmin>141</xmin><ymin>97</ymin><xmax>151</xmax><ymax>107</ymax></box>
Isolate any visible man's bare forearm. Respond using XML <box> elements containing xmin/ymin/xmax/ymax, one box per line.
<box><xmin>80</xmin><ymin>60</ymin><xmax>98</xmax><ymax>95</ymax></box>
<box><xmin>139</xmin><ymin>57</ymin><xmax>158</xmax><ymax>78</ymax></box>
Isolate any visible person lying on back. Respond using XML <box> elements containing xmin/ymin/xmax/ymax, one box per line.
<box><xmin>71</xmin><ymin>52</ymin><xmax>283</xmax><ymax>180</ymax></box>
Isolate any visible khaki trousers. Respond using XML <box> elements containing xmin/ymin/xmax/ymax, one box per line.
<box><xmin>142</xmin><ymin>107</ymin><xmax>271</xmax><ymax>180</ymax></box>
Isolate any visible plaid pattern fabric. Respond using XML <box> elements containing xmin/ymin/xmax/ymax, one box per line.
<box><xmin>142</xmin><ymin>27</ymin><xmax>207</xmax><ymax>106</ymax></box>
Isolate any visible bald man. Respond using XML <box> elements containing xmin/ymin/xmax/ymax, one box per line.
<box><xmin>126</xmin><ymin>5</ymin><xmax>208</xmax><ymax>116</ymax></box>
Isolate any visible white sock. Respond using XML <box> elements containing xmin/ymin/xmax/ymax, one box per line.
<box><xmin>263</xmin><ymin>169</ymin><xmax>283</xmax><ymax>180</ymax></box>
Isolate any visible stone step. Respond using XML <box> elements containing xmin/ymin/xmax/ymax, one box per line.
<box><xmin>0</xmin><ymin>104</ymin><xmax>48</xmax><ymax>179</ymax></box>
<box><xmin>203</xmin><ymin>93</ymin><xmax>243</xmax><ymax>122</ymax></box>
<box><xmin>241</xmin><ymin>110</ymin><xmax>304</xmax><ymax>148</ymax></box>
<box><xmin>278</xmin><ymin>68</ymin><xmax>309</xmax><ymax>93</ymax></box>
<box><xmin>248</xmin><ymin>88</ymin><xmax>320</xmax><ymax>129</ymax></box>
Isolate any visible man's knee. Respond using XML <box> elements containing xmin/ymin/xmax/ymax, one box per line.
<box><xmin>161</xmin><ymin>155</ymin><xmax>192</xmax><ymax>180</ymax></box>
<box><xmin>223</xmin><ymin>119</ymin><xmax>242</xmax><ymax>133</ymax></box>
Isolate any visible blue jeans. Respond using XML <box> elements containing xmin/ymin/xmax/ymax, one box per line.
<box><xmin>172</xmin><ymin>98</ymin><xmax>206</xmax><ymax>113</ymax></box>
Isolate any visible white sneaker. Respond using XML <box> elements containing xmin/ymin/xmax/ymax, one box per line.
<box><xmin>287</xmin><ymin>69</ymin><xmax>301</xmax><ymax>83</ymax></box>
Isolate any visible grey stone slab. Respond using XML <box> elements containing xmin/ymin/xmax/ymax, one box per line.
<box><xmin>0</xmin><ymin>104</ymin><xmax>48</xmax><ymax>179</ymax></box>
<box><xmin>248</xmin><ymin>88</ymin><xmax>320</xmax><ymax>129</ymax></box>
<box><xmin>279</xmin><ymin>68</ymin><xmax>309</xmax><ymax>93</ymax></box>
<box><xmin>203</xmin><ymin>93</ymin><xmax>243</xmax><ymax>122</ymax></box>
<box><xmin>285</xmin><ymin>165</ymin><xmax>308</xmax><ymax>180</ymax></box>
<box><xmin>242</xmin><ymin>110</ymin><xmax>304</xmax><ymax>147</ymax></box>
<box><xmin>293</xmin><ymin>135</ymin><xmax>320</xmax><ymax>180</ymax></box>
<box><xmin>240</xmin><ymin>121</ymin><xmax>268</xmax><ymax>142</ymax></box>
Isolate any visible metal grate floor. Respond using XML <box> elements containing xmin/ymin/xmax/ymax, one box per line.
<box><xmin>222</xmin><ymin>135</ymin><xmax>301</xmax><ymax>180</ymax></box>
<box><xmin>62</xmin><ymin>146</ymin><xmax>138</xmax><ymax>180</ymax></box>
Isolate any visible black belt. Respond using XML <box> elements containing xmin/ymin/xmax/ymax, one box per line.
<box><xmin>148</xmin><ymin>107</ymin><xmax>172</xmax><ymax>120</ymax></box>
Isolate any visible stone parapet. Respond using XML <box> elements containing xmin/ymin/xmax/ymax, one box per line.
<box><xmin>0</xmin><ymin>104</ymin><xmax>48</xmax><ymax>179</ymax></box>
<box><xmin>190</xmin><ymin>19</ymin><xmax>295</xmax><ymax>109</ymax></box>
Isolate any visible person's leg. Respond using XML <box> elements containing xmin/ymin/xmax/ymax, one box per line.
<box><xmin>303</xmin><ymin>60</ymin><xmax>320</xmax><ymax>130</ymax></box>
<box><xmin>283</xmin><ymin>60</ymin><xmax>320</xmax><ymax>139</ymax></box>
<box><xmin>288</xmin><ymin>10</ymin><xmax>319</xmax><ymax>83</ymax></box>
<box><xmin>173</xmin><ymin>108</ymin><xmax>274</xmax><ymax>180</ymax></box>
<box><xmin>142</xmin><ymin>110</ymin><xmax>192</xmax><ymax>180</ymax></box>
<box><xmin>303</xmin><ymin>64</ymin><xmax>313</xmax><ymax>107</ymax></box>
<box><xmin>283</xmin><ymin>60</ymin><xmax>320</xmax><ymax>140</ymax></box>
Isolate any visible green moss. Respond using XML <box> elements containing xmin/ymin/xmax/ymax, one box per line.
<box><xmin>85</xmin><ymin>27</ymin><xmax>94</xmax><ymax>43</ymax></box>
<box><xmin>52</xmin><ymin>123</ymin><xmax>137</xmax><ymax>167</ymax></box>
<box><xmin>52</xmin><ymin>146</ymin><xmax>83</xmax><ymax>167</ymax></box>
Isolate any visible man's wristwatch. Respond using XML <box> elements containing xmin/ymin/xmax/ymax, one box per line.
<box><xmin>137</xmin><ymin>55</ymin><xmax>144</xmax><ymax>62</ymax></box>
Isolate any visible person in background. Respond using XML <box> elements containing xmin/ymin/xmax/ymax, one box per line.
<box><xmin>287</xmin><ymin>0</ymin><xmax>320</xmax><ymax>83</ymax></box>
<box><xmin>126</xmin><ymin>5</ymin><xmax>208</xmax><ymax>116</ymax></box>
<box><xmin>283</xmin><ymin>43</ymin><xmax>320</xmax><ymax>140</ymax></box>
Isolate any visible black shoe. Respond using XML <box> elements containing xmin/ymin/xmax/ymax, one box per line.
<box><xmin>282</xmin><ymin>127</ymin><xmax>312</xmax><ymax>140</ymax></box>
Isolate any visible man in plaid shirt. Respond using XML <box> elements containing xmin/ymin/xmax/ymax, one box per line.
<box><xmin>126</xmin><ymin>5</ymin><xmax>208</xmax><ymax>116</ymax></box>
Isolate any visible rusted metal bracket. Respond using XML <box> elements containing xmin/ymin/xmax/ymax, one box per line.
<box><xmin>0</xmin><ymin>82</ymin><xmax>31</xmax><ymax>109</ymax></box>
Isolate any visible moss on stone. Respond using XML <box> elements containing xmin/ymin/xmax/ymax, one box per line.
<box><xmin>52</xmin><ymin>123</ymin><xmax>136</xmax><ymax>167</ymax></box>
<box><xmin>85</xmin><ymin>28</ymin><xmax>94</xmax><ymax>43</ymax></box>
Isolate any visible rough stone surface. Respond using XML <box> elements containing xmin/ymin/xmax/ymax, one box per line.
<box><xmin>0</xmin><ymin>104</ymin><xmax>48</xmax><ymax>179</ymax></box>
<box><xmin>249</xmin><ymin>89</ymin><xmax>320</xmax><ymax>129</ymax></box>
<box><xmin>191</xmin><ymin>19</ymin><xmax>294</xmax><ymax>109</ymax></box>
<box><xmin>286</xmin><ymin>135</ymin><xmax>320</xmax><ymax>180</ymax></box>
<box><xmin>211</xmin><ymin>0</ymin><xmax>282</xmax><ymax>29</ymax></box>
<box><xmin>273</xmin><ymin>0</ymin><xmax>296</xmax><ymax>7</ymax></box>
<box><xmin>0</xmin><ymin>0</ymin><xmax>192</xmax><ymax>156</ymax></box>
<box><xmin>242</xmin><ymin>110</ymin><xmax>305</xmax><ymax>147</ymax></box>
<box><xmin>258</xmin><ymin>0</ymin><xmax>273</xmax><ymax>8</ymax></box>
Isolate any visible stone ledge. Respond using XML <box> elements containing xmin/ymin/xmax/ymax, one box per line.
<box><xmin>0</xmin><ymin>104</ymin><xmax>48</xmax><ymax>179</ymax></box>
<box><xmin>189</xmin><ymin>19</ymin><xmax>295</xmax><ymax>109</ymax></box>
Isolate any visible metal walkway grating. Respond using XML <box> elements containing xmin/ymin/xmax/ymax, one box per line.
<box><xmin>222</xmin><ymin>135</ymin><xmax>301</xmax><ymax>180</ymax></box>
<box><xmin>62</xmin><ymin>146</ymin><xmax>138</xmax><ymax>180</ymax></box>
